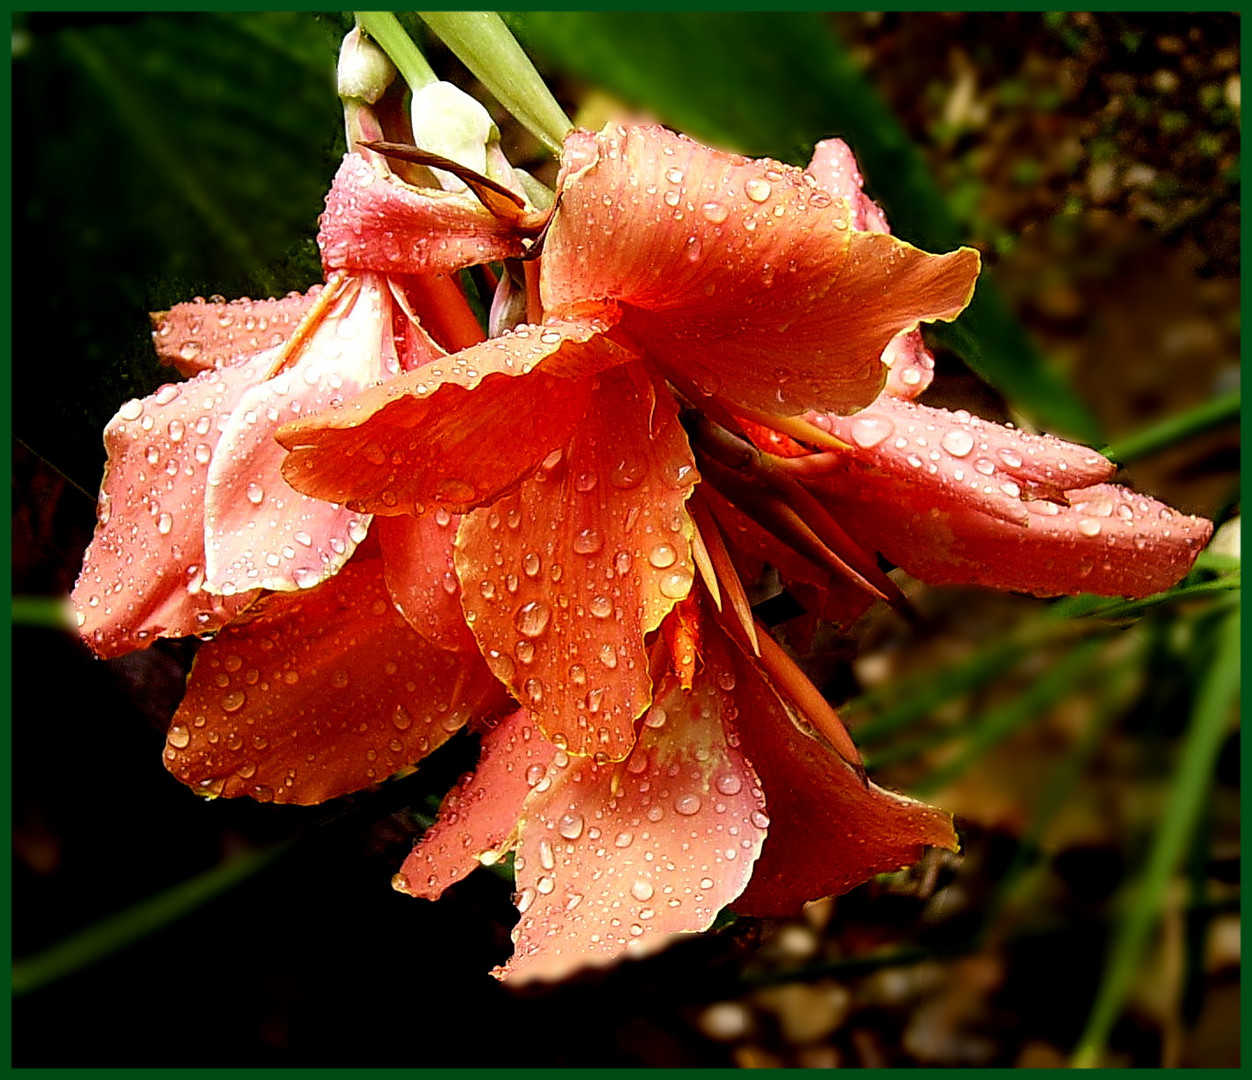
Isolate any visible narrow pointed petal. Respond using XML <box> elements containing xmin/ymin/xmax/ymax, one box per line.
<box><xmin>164</xmin><ymin>557</ymin><xmax>501</xmax><ymax>805</ymax></box>
<box><xmin>455</xmin><ymin>365</ymin><xmax>699</xmax><ymax>760</ymax></box>
<box><xmin>279</xmin><ymin>316</ymin><xmax>628</xmax><ymax>516</ymax></box>
<box><xmin>721</xmin><ymin>631</ymin><xmax>958</xmax><ymax>916</ymax></box>
<box><xmin>319</xmin><ymin>152</ymin><xmax>530</xmax><ymax>275</ymax></box>
<box><xmin>395</xmin><ymin>708</ymin><xmax>555</xmax><ymax>899</ymax></box>
<box><xmin>202</xmin><ymin>275</ymin><xmax>398</xmax><ymax>593</ymax></box>
<box><xmin>496</xmin><ymin>655</ymin><xmax>767</xmax><ymax>984</ymax></box>
<box><xmin>376</xmin><ymin>511</ymin><xmax>478</xmax><ymax>653</ymax></box>
<box><xmin>71</xmin><ymin>359</ymin><xmax>270</xmax><ymax>657</ymax></box>
<box><xmin>805</xmin><ymin>397</ymin><xmax>1213</xmax><ymax>597</ymax></box>
<box><xmin>151</xmin><ymin>287</ymin><xmax>322</xmax><ymax>377</ymax></box>
<box><xmin>543</xmin><ymin>123</ymin><xmax>979</xmax><ymax>416</ymax></box>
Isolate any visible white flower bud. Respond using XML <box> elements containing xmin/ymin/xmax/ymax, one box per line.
<box><xmin>337</xmin><ymin>26</ymin><xmax>396</xmax><ymax>104</ymax></box>
<box><xmin>409</xmin><ymin>80</ymin><xmax>498</xmax><ymax>193</ymax></box>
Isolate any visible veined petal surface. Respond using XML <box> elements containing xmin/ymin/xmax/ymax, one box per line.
<box><xmin>497</xmin><ymin>651</ymin><xmax>767</xmax><ymax>984</ymax></box>
<box><xmin>279</xmin><ymin>316</ymin><xmax>629</xmax><ymax>516</ymax></box>
<box><xmin>455</xmin><ymin>364</ymin><xmax>699</xmax><ymax>760</ymax></box>
<box><xmin>71</xmin><ymin>357</ymin><xmax>271</xmax><ymax>657</ymax></box>
<box><xmin>164</xmin><ymin>556</ymin><xmax>500</xmax><ymax>804</ymax></box>
<box><xmin>543</xmin><ymin>124</ymin><xmax>979</xmax><ymax>416</ymax></box>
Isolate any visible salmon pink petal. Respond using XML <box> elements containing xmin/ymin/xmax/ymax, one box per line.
<box><xmin>722</xmin><ymin>630</ymin><xmax>958</xmax><ymax>917</ymax></box>
<box><xmin>70</xmin><ymin>358</ymin><xmax>271</xmax><ymax>657</ymax></box>
<box><xmin>150</xmin><ymin>287</ymin><xmax>322</xmax><ymax>377</ymax></box>
<box><xmin>164</xmin><ymin>556</ymin><xmax>502</xmax><ymax>805</ymax></box>
<box><xmin>805</xmin><ymin>138</ymin><xmax>938</xmax><ymax>400</ymax></box>
<box><xmin>496</xmin><ymin>652</ymin><xmax>767</xmax><ymax>984</ymax></box>
<box><xmin>804</xmin><ymin>137</ymin><xmax>890</xmax><ymax>235</ymax></box>
<box><xmin>543</xmin><ymin>123</ymin><xmax>979</xmax><ymax>416</ymax></box>
<box><xmin>202</xmin><ymin>274</ymin><xmax>398</xmax><ymax>593</ymax></box>
<box><xmin>319</xmin><ymin>153</ymin><xmax>530</xmax><ymax>275</ymax></box>
<box><xmin>804</xmin><ymin>398</ymin><xmax>1213</xmax><ymax>597</ymax></box>
<box><xmin>395</xmin><ymin>708</ymin><xmax>555</xmax><ymax>899</ymax></box>
<box><xmin>455</xmin><ymin>364</ymin><xmax>699</xmax><ymax>760</ymax></box>
<box><xmin>376</xmin><ymin>511</ymin><xmax>478</xmax><ymax>653</ymax></box>
<box><xmin>279</xmin><ymin>316</ymin><xmax>629</xmax><ymax>516</ymax></box>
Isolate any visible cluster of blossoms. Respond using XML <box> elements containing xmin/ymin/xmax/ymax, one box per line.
<box><xmin>73</xmin><ymin>26</ymin><xmax>1212</xmax><ymax>983</ymax></box>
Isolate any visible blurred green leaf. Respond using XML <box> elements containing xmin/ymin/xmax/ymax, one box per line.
<box><xmin>14</xmin><ymin>13</ymin><xmax>341</xmax><ymax>490</ymax></box>
<box><xmin>1072</xmin><ymin>607</ymin><xmax>1240</xmax><ymax>1067</ymax></box>
<box><xmin>508</xmin><ymin>11</ymin><xmax>1103</xmax><ymax>441</ymax></box>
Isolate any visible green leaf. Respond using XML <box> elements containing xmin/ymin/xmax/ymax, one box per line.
<box><xmin>508</xmin><ymin>11</ymin><xmax>1103</xmax><ymax>441</ymax></box>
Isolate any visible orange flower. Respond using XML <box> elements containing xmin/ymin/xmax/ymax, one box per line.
<box><xmin>72</xmin><ymin>145</ymin><xmax>529</xmax><ymax>802</ymax></box>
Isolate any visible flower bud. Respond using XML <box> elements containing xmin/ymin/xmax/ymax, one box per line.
<box><xmin>409</xmin><ymin>80</ymin><xmax>498</xmax><ymax>193</ymax></box>
<box><xmin>338</xmin><ymin>25</ymin><xmax>396</xmax><ymax>105</ymax></box>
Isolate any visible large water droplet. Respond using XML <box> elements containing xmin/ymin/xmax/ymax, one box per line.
<box><xmin>940</xmin><ymin>428</ymin><xmax>975</xmax><ymax>458</ymax></box>
<box><xmin>849</xmin><ymin>415</ymin><xmax>894</xmax><ymax>449</ymax></box>
<box><xmin>701</xmin><ymin>201</ymin><xmax>728</xmax><ymax>224</ymax></box>
<box><xmin>514</xmin><ymin>601</ymin><xmax>551</xmax><ymax>638</ymax></box>
<box><xmin>168</xmin><ymin>724</ymin><xmax>190</xmax><ymax>749</ymax></box>
<box><xmin>648</xmin><ymin>543</ymin><xmax>677</xmax><ymax>569</ymax></box>
<box><xmin>221</xmin><ymin>690</ymin><xmax>246</xmax><ymax>713</ymax></box>
<box><xmin>246</xmin><ymin>482</ymin><xmax>264</xmax><ymax>505</ymax></box>
<box><xmin>715</xmin><ymin>773</ymin><xmax>743</xmax><ymax>796</ymax></box>
<box><xmin>745</xmin><ymin>177</ymin><xmax>772</xmax><ymax>203</ymax></box>
<box><xmin>572</xmin><ymin>527</ymin><xmax>604</xmax><ymax>555</ymax></box>
<box><xmin>558</xmin><ymin>811</ymin><xmax>584</xmax><ymax>840</ymax></box>
<box><xmin>658</xmin><ymin>569</ymin><xmax>693</xmax><ymax>599</ymax></box>
<box><xmin>630</xmin><ymin>879</ymin><xmax>654</xmax><ymax>902</ymax></box>
<box><xmin>674</xmin><ymin>793</ymin><xmax>702</xmax><ymax>816</ymax></box>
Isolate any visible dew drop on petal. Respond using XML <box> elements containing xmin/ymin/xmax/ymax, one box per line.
<box><xmin>940</xmin><ymin>428</ymin><xmax>975</xmax><ymax>458</ymax></box>
<box><xmin>648</xmin><ymin>543</ymin><xmax>677</xmax><ymax>569</ymax></box>
<box><xmin>745</xmin><ymin>178</ymin><xmax>772</xmax><ymax>202</ymax></box>
<box><xmin>630</xmin><ymin>879</ymin><xmax>654</xmax><ymax>902</ymax></box>
<box><xmin>514</xmin><ymin>601</ymin><xmax>551</xmax><ymax>638</ymax></box>
<box><xmin>674</xmin><ymin>793</ymin><xmax>702</xmax><ymax>816</ymax></box>
<box><xmin>558</xmin><ymin>811</ymin><xmax>584</xmax><ymax>840</ymax></box>
<box><xmin>221</xmin><ymin>690</ymin><xmax>246</xmax><ymax>713</ymax></box>
<box><xmin>246</xmin><ymin>483</ymin><xmax>264</xmax><ymax>505</ymax></box>
<box><xmin>849</xmin><ymin>415</ymin><xmax>893</xmax><ymax>449</ymax></box>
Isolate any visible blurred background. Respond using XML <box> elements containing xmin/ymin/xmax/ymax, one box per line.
<box><xmin>11</xmin><ymin>12</ymin><xmax>1239</xmax><ymax>1067</ymax></box>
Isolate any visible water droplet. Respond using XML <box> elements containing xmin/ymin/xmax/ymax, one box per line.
<box><xmin>221</xmin><ymin>690</ymin><xmax>246</xmax><ymax>713</ymax></box>
<box><xmin>630</xmin><ymin>879</ymin><xmax>654</xmax><ymax>902</ymax></box>
<box><xmin>940</xmin><ymin>428</ymin><xmax>975</xmax><ymax>458</ymax></box>
<box><xmin>663</xmin><ymin>190</ymin><xmax>680</xmax><ymax>207</ymax></box>
<box><xmin>392</xmin><ymin>705</ymin><xmax>413</xmax><ymax>730</ymax></box>
<box><xmin>610</xmin><ymin>458</ymin><xmax>644</xmax><ymax>489</ymax></box>
<box><xmin>524</xmin><ymin>677</ymin><xmax>543</xmax><ymax>704</ymax></box>
<box><xmin>525</xmin><ymin>763</ymin><xmax>546</xmax><ymax>787</ymax></box>
<box><xmin>664</xmin><ymin>166</ymin><xmax>684</xmax><ymax>184</ymax></box>
<box><xmin>745</xmin><ymin>177</ymin><xmax>772</xmax><ymax>202</ymax></box>
<box><xmin>179</xmin><ymin>341</ymin><xmax>202</xmax><ymax>362</ymax></box>
<box><xmin>658</xmin><ymin>569</ymin><xmax>693</xmax><ymax>600</ymax></box>
<box><xmin>598</xmin><ymin>644</ymin><xmax>618</xmax><ymax>669</ymax></box>
<box><xmin>974</xmin><ymin>458</ymin><xmax>996</xmax><ymax>476</ymax></box>
<box><xmin>168</xmin><ymin>725</ymin><xmax>190</xmax><ymax>749</ymax></box>
<box><xmin>674</xmin><ymin>794</ymin><xmax>702</xmax><ymax>816</ymax></box>
<box><xmin>715</xmin><ymin>773</ymin><xmax>742</xmax><ymax>796</ymax></box>
<box><xmin>1077</xmin><ymin>518</ymin><xmax>1102</xmax><ymax>537</ymax></box>
<box><xmin>648</xmin><ymin>543</ymin><xmax>677</xmax><ymax>569</ymax></box>
<box><xmin>701</xmin><ymin>201</ymin><xmax>728</xmax><ymax>224</ymax></box>
<box><xmin>998</xmin><ymin>447</ymin><xmax>1023</xmax><ymax>469</ymax></box>
<box><xmin>538</xmin><ymin>839</ymin><xmax>556</xmax><ymax>871</ymax></box>
<box><xmin>614</xmin><ymin>832</ymin><xmax>634</xmax><ymax>848</ymax></box>
<box><xmin>194</xmin><ymin>444</ymin><xmax>213</xmax><ymax>465</ymax></box>
<box><xmin>644</xmin><ymin>706</ymin><xmax>667</xmax><ymax>729</ymax></box>
<box><xmin>558</xmin><ymin>811</ymin><xmax>584</xmax><ymax>840</ymax></box>
<box><xmin>568</xmin><ymin>663</ymin><xmax>587</xmax><ymax>687</ymax></box>
<box><xmin>348</xmin><ymin>519</ymin><xmax>369</xmax><ymax>544</ymax></box>
<box><xmin>750</xmin><ymin>809</ymin><xmax>770</xmax><ymax>830</ymax></box>
<box><xmin>516</xmin><ymin>886</ymin><xmax>536</xmax><ymax>914</ymax></box>
<box><xmin>589</xmin><ymin>595</ymin><xmax>613</xmax><ymax>619</ymax></box>
<box><xmin>479</xmin><ymin>579</ymin><xmax>496</xmax><ymax>600</ymax></box>
<box><xmin>572</xmin><ymin>527</ymin><xmax>604</xmax><ymax>555</ymax></box>
<box><xmin>156</xmin><ymin>512</ymin><xmax>173</xmax><ymax>535</ymax></box>
<box><xmin>246</xmin><ymin>482</ymin><xmax>264</xmax><ymax>505</ymax></box>
<box><xmin>514</xmin><ymin>601</ymin><xmax>551</xmax><ymax>638</ymax></box>
<box><xmin>849</xmin><ymin>415</ymin><xmax>894</xmax><ymax>449</ymax></box>
<box><xmin>522</xmin><ymin>552</ymin><xmax>541</xmax><ymax>578</ymax></box>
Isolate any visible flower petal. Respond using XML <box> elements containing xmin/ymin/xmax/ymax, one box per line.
<box><xmin>376</xmin><ymin>511</ymin><xmax>478</xmax><ymax>653</ymax></box>
<box><xmin>455</xmin><ymin>364</ymin><xmax>699</xmax><ymax>760</ymax></box>
<box><xmin>71</xmin><ymin>359</ymin><xmax>270</xmax><ymax>657</ymax></box>
<box><xmin>202</xmin><ymin>274</ymin><xmax>397</xmax><ymax>593</ymax></box>
<box><xmin>543</xmin><ymin>123</ymin><xmax>979</xmax><ymax>416</ymax></box>
<box><xmin>279</xmin><ymin>316</ymin><xmax>627</xmax><ymax>515</ymax></box>
<box><xmin>319</xmin><ymin>152</ymin><xmax>530</xmax><ymax>275</ymax></box>
<box><xmin>496</xmin><ymin>650</ymin><xmax>767</xmax><ymax>984</ymax></box>
<box><xmin>395</xmin><ymin>708</ymin><xmax>555</xmax><ymax>899</ymax></box>
<box><xmin>721</xmin><ymin>629</ymin><xmax>958</xmax><ymax>916</ymax></box>
<box><xmin>164</xmin><ymin>556</ymin><xmax>502</xmax><ymax>805</ymax></box>
<box><xmin>806</xmin><ymin>138</ymin><xmax>937</xmax><ymax>400</ymax></box>
<box><xmin>805</xmin><ymin>397</ymin><xmax>1213</xmax><ymax>597</ymax></box>
<box><xmin>151</xmin><ymin>287</ymin><xmax>322</xmax><ymax>377</ymax></box>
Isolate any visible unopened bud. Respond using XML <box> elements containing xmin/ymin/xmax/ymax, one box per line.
<box><xmin>410</xmin><ymin>80</ymin><xmax>498</xmax><ymax>193</ymax></box>
<box><xmin>338</xmin><ymin>25</ymin><xmax>396</xmax><ymax>104</ymax></box>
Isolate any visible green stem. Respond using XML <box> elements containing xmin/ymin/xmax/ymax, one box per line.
<box><xmin>355</xmin><ymin>11</ymin><xmax>435</xmax><ymax>92</ymax></box>
<box><xmin>1101</xmin><ymin>389</ymin><xmax>1240</xmax><ymax>466</ymax></box>
<box><xmin>12</xmin><ymin>842</ymin><xmax>292</xmax><ymax>996</ymax></box>
<box><xmin>11</xmin><ymin>596</ymin><xmax>74</xmax><ymax>630</ymax></box>
<box><xmin>418</xmin><ymin>11</ymin><xmax>572</xmax><ymax>156</ymax></box>
<box><xmin>1071</xmin><ymin>607</ymin><xmax>1240</xmax><ymax>1067</ymax></box>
